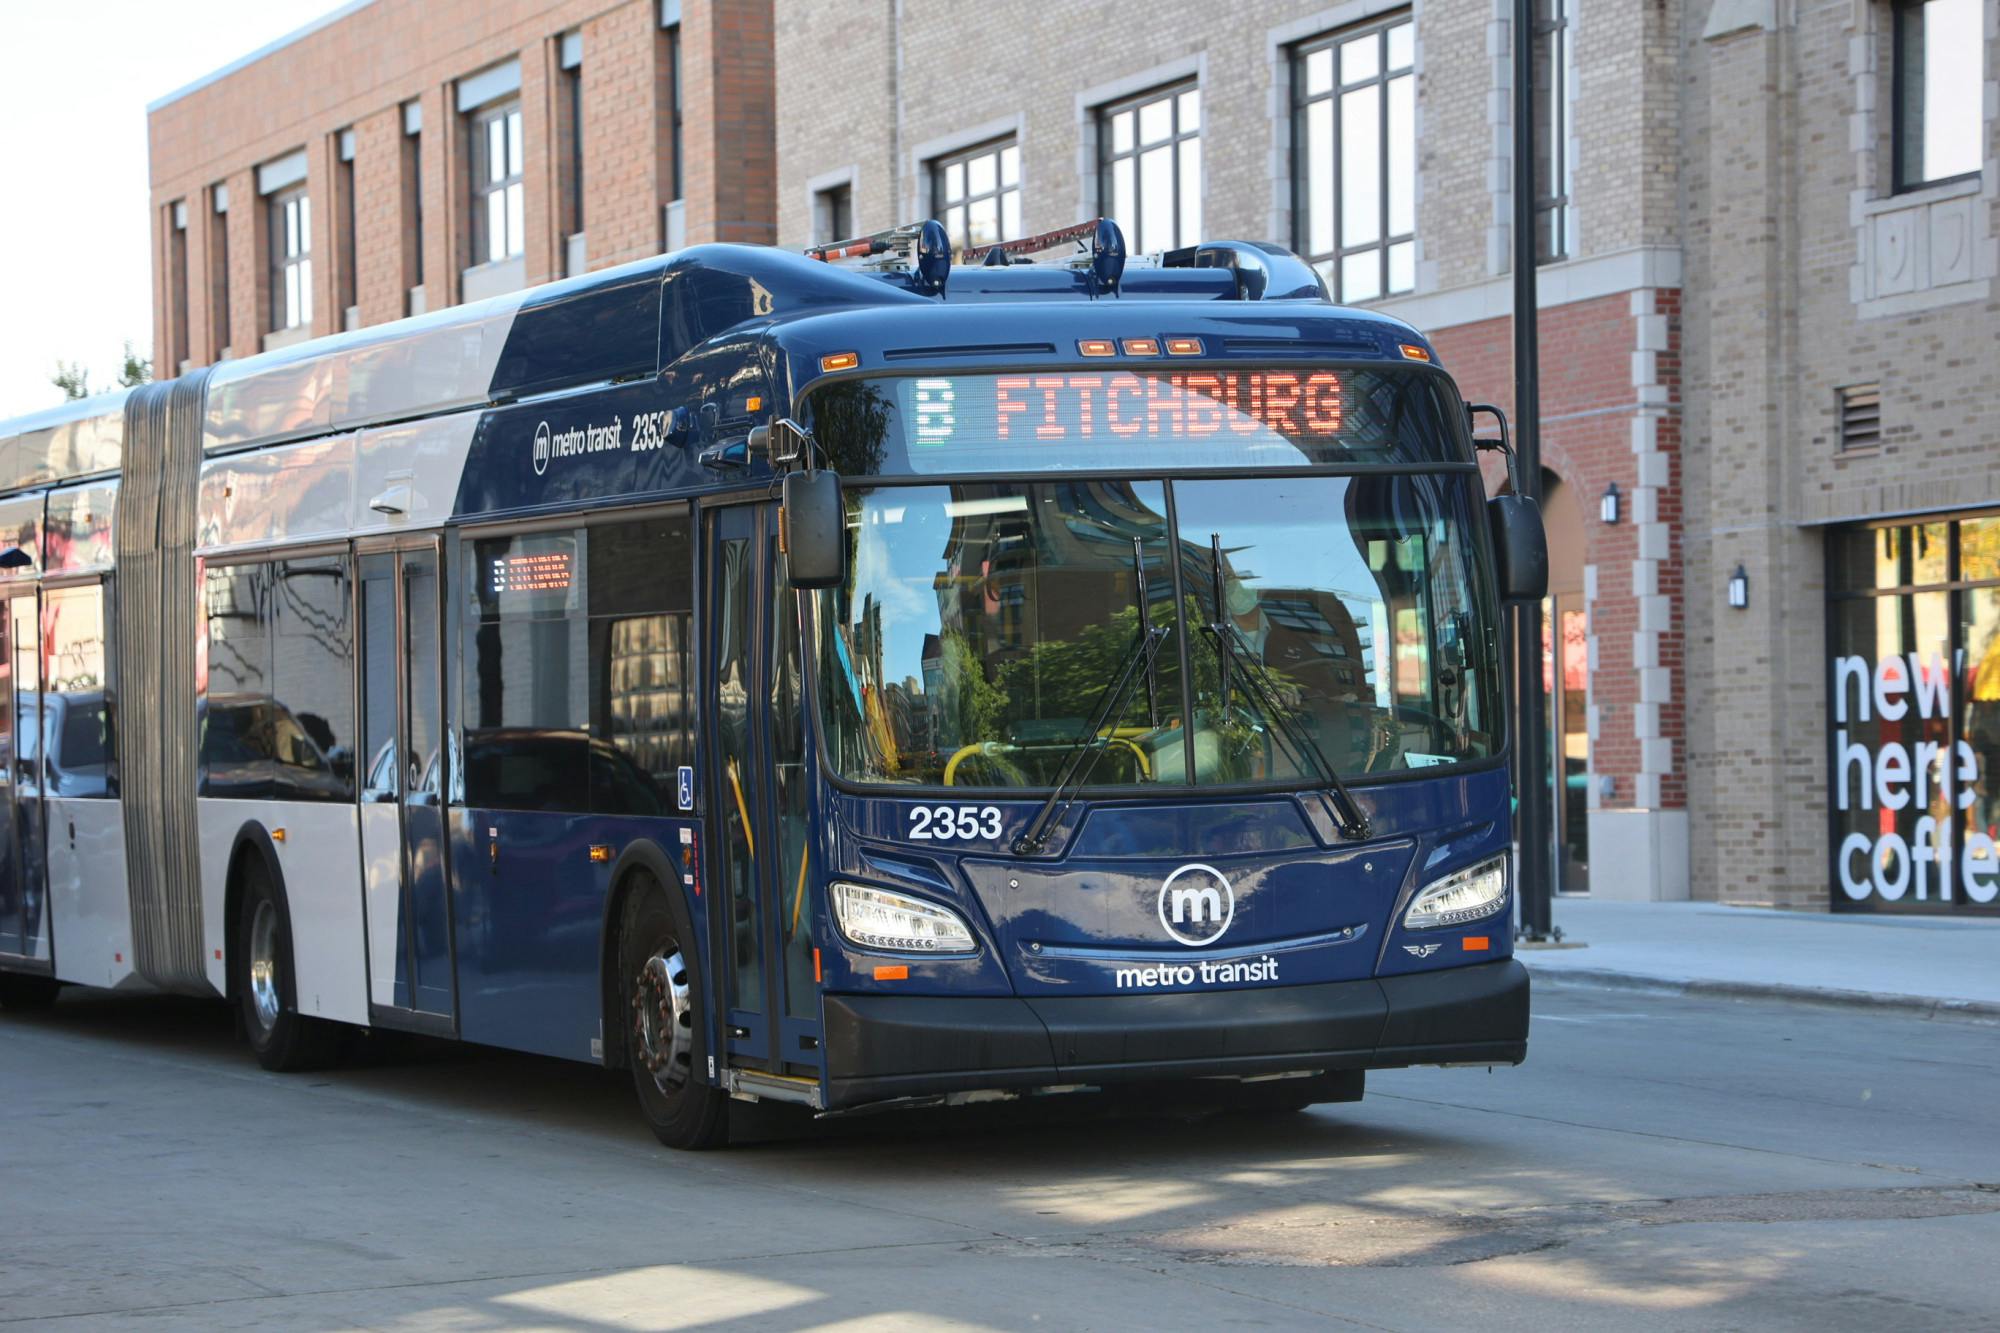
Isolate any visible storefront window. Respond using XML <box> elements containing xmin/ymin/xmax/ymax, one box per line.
<box><xmin>1829</xmin><ymin>514</ymin><xmax>2000</xmax><ymax>914</ymax></box>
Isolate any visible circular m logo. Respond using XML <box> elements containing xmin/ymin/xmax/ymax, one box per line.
<box><xmin>532</xmin><ymin>420</ymin><xmax>551</xmax><ymax>476</ymax></box>
<box><xmin>1157</xmin><ymin>863</ymin><xmax>1235</xmax><ymax>947</ymax></box>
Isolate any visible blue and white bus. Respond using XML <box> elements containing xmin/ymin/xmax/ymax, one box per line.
<box><xmin>0</xmin><ymin>220</ymin><xmax>1544</xmax><ymax>1148</ymax></box>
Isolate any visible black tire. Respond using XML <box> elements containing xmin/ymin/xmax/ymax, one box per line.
<box><xmin>0</xmin><ymin>971</ymin><xmax>61</xmax><ymax>1011</ymax></box>
<box><xmin>235</xmin><ymin>855</ymin><xmax>341</xmax><ymax>1072</ymax></box>
<box><xmin>620</xmin><ymin>874</ymin><xmax>728</xmax><ymax>1150</ymax></box>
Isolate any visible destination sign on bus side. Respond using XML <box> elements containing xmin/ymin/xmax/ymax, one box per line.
<box><xmin>908</xmin><ymin>371</ymin><xmax>1345</xmax><ymax>447</ymax></box>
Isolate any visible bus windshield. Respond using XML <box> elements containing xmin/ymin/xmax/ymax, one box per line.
<box><xmin>815</xmin><ymin>474</ymin><xmax>1501</xmax><ymax>791</ymax></box>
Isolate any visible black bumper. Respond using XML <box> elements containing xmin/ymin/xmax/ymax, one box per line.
<box><xmin>822</xmin><ymin>958</ymin><xmax>1529</xmax><ymax>1111</ymax></box>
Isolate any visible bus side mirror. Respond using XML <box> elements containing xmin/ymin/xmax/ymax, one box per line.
<box><xmin>782</xmin><ymin>470</ymin><xmax>846</xmax><ymax>589</ymax></box>
<box><xmin>1488</xmin><ymin>495</ymin><xmax>1548</xmax><ymax>601</ymax></box>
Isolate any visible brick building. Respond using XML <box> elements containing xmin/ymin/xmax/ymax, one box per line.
<box><xmin>773</xmin><ymin>0</ymin><xmax>1995</xmax><ymax>916</ymax></box>
<box><xmin>146</xmin><ymin>0</ymin><xmax>773</xmax><ymax>371</ymax></box>
<box><xmin>142</xmin><ymin>0</ymin><xmax>1999</xmax><ymax>916</ymax></box>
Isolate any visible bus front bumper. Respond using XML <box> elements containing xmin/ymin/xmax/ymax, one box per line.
<box><xmin>821</xmin><ymin>957</ymin><xmax>1529</xmax><ymax>1112</ymax></box>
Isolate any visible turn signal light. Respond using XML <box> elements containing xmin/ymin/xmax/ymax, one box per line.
<box><xmin>1463</xmin><ymin>935</ymin><xmax>1490</xmax><ymax>952</ymax></box>
<box><xmin>1078</xmin><ymin>339</ymin><xmax>1117</xmax><ymax>357</ymax></box>
<box><xmin>1399</xmin><ymin>344</ymin><xmax>1433</xmax><ymax>362</ymax></box>
<box><xmin>588</xmin><ymin>845</ymin><xmax>613</xmax><ymax>863</ymax></box>
<box><xmin>1121</xmin><ymin>338</ymin><xmax>1161</xmax><ymax>356</ymax></box>
<box><xmin>1165</xmin><ymin>337</ymin><xmax>1203</xmax><ymax>355</ymax></box>
<box><xmin>873</xmin><ymin>964</ymin><xmax>909</xmax><ymax>981</ymax></box>
<box><xmin>820</xmin><ymin>351</ymin><xmax>859</xmax><ymax>373</ymax></box>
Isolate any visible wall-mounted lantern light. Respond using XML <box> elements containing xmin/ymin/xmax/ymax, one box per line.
<box><xmin>1600</xmin><ymin>482</ymin><xmax>1621</xmax><ymax>525</ymax></box>
<box><xmin>1727</xmin><ymin>563</ymin><xmax>1749</xmax><ymax>610</ymax></box>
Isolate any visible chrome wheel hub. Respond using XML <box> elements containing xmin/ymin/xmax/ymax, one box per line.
<box><xmin>634</xmin><ymin>949</ymin><xmax>693</xmax><ymax>1096</ymax></box>
<box><xmin>248</xmin><ymin>900</ymin><xmax>281</xmax><ymax>1034</ymax></box>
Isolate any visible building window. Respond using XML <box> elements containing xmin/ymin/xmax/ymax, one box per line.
<box><xmin>471</xmin><ymin>100</ymin><xmax>525</xmax><ymax>265</ymax></box>
<box><xmin>1828</xmin><ymin>514</ymin><xmax>2000</xmax><ymax>914</ymax></box>
<box><xmin>559</xmin><ymin>34</ymin><xmax>584</xmax><ymax>241</ymax></box>
<box><xmin>932</xmin><ymin>138</ymin><xmax>1021</xmax><ymax>253</ymax></box>
<box><xmin>813</xmin><ymin>184</ymin><xmax>853</xmax><ymax>245</ymax></box>
<box><xmin>402</xmin><ymin>111</ymin><xmax>424</xmax><ymax>294</ymax></box>
<box><xmin>209</xmin><ymin>188</ymin><xmax>230</xmax><ymax>358</ymax></box>
<box><xmin>1293</xmin><ymin>15</ymin><xmax>1416</xmax><ymax>302</ymax></box>
<box><xmin>1838</xmin><ymin>383</ymin><xmax>1883</xmax><ymax>453</ymax></box>
<box><xmin>1532</xmin><ymin>0</ymin><xmax>1572</xmax><ymax>262</ymax></box>
<box><xmin>666</xmin><ymin>25</ymin><xmax>684</xmax><ymax>203</ymax></box>
<box><xmin>167</xmin><ymin>203</ymin><xmax>189</xmax><ymax>369</ymax></box>
<box><xmin>269</xmin><ymin>186</ymin><xmax>311</xmax><ymax>332</ymax></box>
<box><xmin>1894</xmin><ymin>0</ymin><xmax>1983</xmax><ymax>190</ymax></box>
<box><xmin>336</xmin><ymin>132</ymin><xmax>357</xmax><ymax>324</ymax></box>
<box><xmin>1099</xmin><ymin>83</ymin><xmax>1201</xmax><ymax>253</ymax></box>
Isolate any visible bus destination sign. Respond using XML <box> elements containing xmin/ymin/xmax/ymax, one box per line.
<box><xmin>907</xmin><ymin>371</ymin><xmax>1345</xmax><ymax>447</ymax></box>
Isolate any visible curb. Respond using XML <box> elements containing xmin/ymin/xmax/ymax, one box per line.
<box><xmin>1531</xmin><ymin>966</ymin><xmax>2000</xmax><ymax>1023</ymax></box>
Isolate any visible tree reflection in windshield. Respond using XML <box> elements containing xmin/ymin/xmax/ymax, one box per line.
<box><xmin>817</xmin><ymin>475</ymin><xmax>1497</xmax><ymax>790</ymax></box>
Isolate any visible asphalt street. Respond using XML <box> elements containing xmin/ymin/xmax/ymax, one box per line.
<box><xmin>1</xmin><ymin>978</ymin><xmax>1996</xmax><ymax>1331</ymax></box>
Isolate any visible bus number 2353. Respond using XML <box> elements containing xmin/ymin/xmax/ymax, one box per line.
<box><xmin>909</xmin><ymin>805</ymin><xmax>1003</xmax><ymax>840</ymax></box>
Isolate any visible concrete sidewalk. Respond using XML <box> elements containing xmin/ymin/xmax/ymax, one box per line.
<box><xmin>1524</xmin><ymin>898</ymin><xmax>2000</xmax><ymax>1019</ymax></box>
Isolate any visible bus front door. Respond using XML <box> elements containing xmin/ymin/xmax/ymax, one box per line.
<box><xmin>705</xmin><ymin>503</ymin><xmax>820</xmax><ymax>1083</ymax></box>
<box><xmin>0</xmin><ymin>591</ymin><xmax>49</xmax><ymax>971</ymax></box>
<box><xmin>359</xmin><ymin>546</ymin><xmax>456</xmax><ymax>1028</ymax></box>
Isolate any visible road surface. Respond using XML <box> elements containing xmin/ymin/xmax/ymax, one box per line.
<box><xmin>1</xmin><ymin>978</ymin><xmax>1996</xmax><ymax>1330</ymax></box>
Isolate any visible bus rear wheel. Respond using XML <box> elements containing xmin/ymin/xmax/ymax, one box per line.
<box><xmin>621</xmin><ymin>876</ymin><xmax>728</xmax><ymax>1150</ymax></box>
<box><xmin>234</xmin><ymin>857</ymin><xmax>340</xmax><ymax>1072</ymax></box>
<box><xmin>0</xmin><ymin>972</ymin><xmax>60</xmax><ymax>1011</ymax></box>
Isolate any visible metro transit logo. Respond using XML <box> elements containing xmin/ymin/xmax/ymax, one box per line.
<box><xmin>533</xmin><ymin>421</ymin><xmax>551</xmax><ymax>476</ymax></box>
<box><xmin>1157</xmin><ymin>863</ymin><xmax>1235</xmax><ymax>947</ymax></box>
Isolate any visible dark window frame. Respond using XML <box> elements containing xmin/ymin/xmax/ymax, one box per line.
<box><xmin>930</xmin><ymin>136</ymin><xmax>1022</xmax><ymax>253</ymax></box>
<box><xmin>1825</xmin><ymin>511</ymin><xmax>2000</xmax><ymax>916</ymax></box>
<box><xmin>813</xmin><ymin>183</ymin><xmax>853</xmax><ymax>246</ymax></box>
<box><xmin>1290</xmin><ymin>11</ymin><xmax>1417</xmax><ymax>302</ymax></box>
<box><xmin>1892</xmin><ymin>0</ymin><xmax>1985</xmax><ymax>193</ymax></box>
<box><xmin>269</xmin><ymin>185</ymin><xmax>312</xmax><ymax>332</ymax></box>
<box><xmin>469</xmin><ymin>98</ymin><xmax>525</xmax><ymax>266</ymax></box>
<box><xmin>1097</xmin><ymin>80</ymin><xmax>1202</xmax><ymax>254</ymax></box>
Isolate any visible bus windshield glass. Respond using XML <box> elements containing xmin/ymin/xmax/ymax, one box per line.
<box><xmin>815</xmin><ymin>474</ymin><xmax>1501</xmax><ymax>791</ymax></box>
<box><xmin>806</xmin><ymin>365</ymin><xmax>1471</xmax><ymax>475</ymax></box>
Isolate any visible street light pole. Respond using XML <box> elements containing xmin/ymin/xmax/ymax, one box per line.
<box><xmin>1512</xmin><ymin>0</ymin><xmax>1554</xmax><ymax>941</ymax></box>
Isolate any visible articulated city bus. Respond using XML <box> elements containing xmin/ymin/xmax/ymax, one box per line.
<box><xmin>0</xmin><ymin>220</ymin><xmax>1544</xmax><ymax>1148</ymax></box>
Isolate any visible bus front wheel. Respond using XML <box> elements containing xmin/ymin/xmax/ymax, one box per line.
<box><xmin>620</xmin><ymin>875</ymin><xmax>728</xmax><ymax>1150</ymax></box>
<box><xmin>234</xmin><ymin>856</ymin><xmax>340</xmax><ymax>1071</ymax></box>
<box><xmin>0</xmin><ymin>972</ymin><xmax>60</xmax><ymax>1011</ymax></box>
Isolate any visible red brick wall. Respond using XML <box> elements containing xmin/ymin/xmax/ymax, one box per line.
<box><xmin>1433</xmin><ymin>289</ymin><xmax>1686</xmax><ymax>812</ymax></box>
<box><xmin>148</xmin><ymin>0</ymin><xmax>776</xmax><ymax>365</ymax></box>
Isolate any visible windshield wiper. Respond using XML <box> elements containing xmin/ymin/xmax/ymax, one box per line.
<box><xmin>1205</xmin><ymin>535</ymin><xmax>1372</xmax><ymax>841</ymax></box>
<box><xmin>1014</xmin><ymin>543</ymin><xmax>1170</xmax><ymax>856</ymax></box>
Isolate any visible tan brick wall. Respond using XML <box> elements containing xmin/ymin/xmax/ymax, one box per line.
<box><xmin>1681</xmin><ymin>0</ymin><xmax>2000</xmax><ymax>909</ymax></box>
<box><xmin>147</xmin><ymin>0</ymin><xmax>775</xmax><ymax>366</ymax></box>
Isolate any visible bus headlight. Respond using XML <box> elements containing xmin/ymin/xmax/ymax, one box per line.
<box><xmin>831</xmin><ymin>883</ymin><xmax>977</xmax><ymax>954</ymax></box>
<box><xmin>1404</xmin><ymin>855</ymin><xmax>1509</xmax><ymax>930</ymax></box>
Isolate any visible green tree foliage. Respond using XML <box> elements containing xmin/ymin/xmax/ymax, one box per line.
<box><xmin>50</xmin><ymin>341</ymin><xmax>151</xmax><ymax>402</ymax></box>
<box><xmin>117</xmin><ymin>341</ymin><xmax>152</xmax><ymax>389</ymax></box>
<box><xmin>50</xmin><ymin>362</ymin><xmax>91</xmax><ymax>401</ymax></box>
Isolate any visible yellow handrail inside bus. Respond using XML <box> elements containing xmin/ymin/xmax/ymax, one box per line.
<box><xmin>726</xmin><ymin>758</ymin><xmax>754</xmax><ymax>858</ymax></box>
<box><xmin>943</xmin><ymin>735</ymin><xmax>1151</xmax><ymax>785</ymax></box>
<box><xmin>790</xmin><ymin>844</ymin><xmax>809</xmax><ymax>933</ymax></box>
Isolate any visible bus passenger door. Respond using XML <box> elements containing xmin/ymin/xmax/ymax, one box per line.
<box><xmin>0</xmin><ymin>591</ymin><xmax>49</xmax><ymax>970</ymax></box>
<box><xmin>704</xmin><ymin>503</ymin><xmax>820</xmax><ymax>1078</ymax></box>
<box><xmin>359</xmin><ymin>545</ymin><xmax>456</xmax><ymax>1027</ymax></box>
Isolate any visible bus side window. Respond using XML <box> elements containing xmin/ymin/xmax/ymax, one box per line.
<box><xmin>586</xmin><ymin>508</ymin><xmax>694</xmax><ymax>815</ymax></box>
